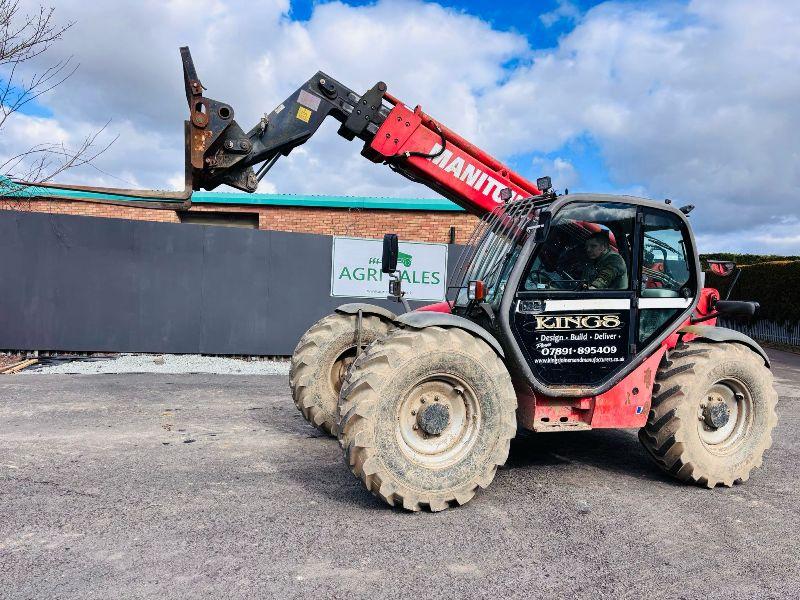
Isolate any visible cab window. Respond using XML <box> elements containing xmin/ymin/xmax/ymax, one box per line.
<box><xmin>641</xmin><ymin>212</ymin><xmax>691</xmax><ymax>296</ymax></box>
<box><xmin>638</xmin><ymin>209</ymin><xmax>694</xmax><ymax>343</ymax></box>
<box><xmin>523</xmin><ymin>202</ymin><xmax>636</xmax><ymax>292</ymax></box>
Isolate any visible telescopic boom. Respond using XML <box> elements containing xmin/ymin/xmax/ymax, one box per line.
<box><xmin>180</xmin><ymin>47</ymin><xmax>543</xmax><ymax>216</ymax></box>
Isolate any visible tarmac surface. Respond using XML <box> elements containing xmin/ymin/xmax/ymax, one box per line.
<box><xmin>2</xmin><ymin>348</ymin><xmax>799</xmax><ymax>599</ymax></box>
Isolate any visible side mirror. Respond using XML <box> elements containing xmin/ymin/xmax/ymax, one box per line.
<box><xmin>382</xmin><ymin>233</ymin><xmax>399</xmax><ymax>274</ymax></box>
<box><xmin>533</xmin><ymin>211</ymin><xmax>552</xmax><ymax>243</ymax></box>
<box><xmin>707</xmin><ymin>260</ymin><xmax>737</xmax><ymax>277</ymax></box>
<box><xmin>714</xmin><ymin>300</ymin><xmax>759</xmax><ymax>320</ymax></box>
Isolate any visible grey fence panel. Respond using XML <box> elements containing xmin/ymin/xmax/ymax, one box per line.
<box><xmin>0</xmin><ymin>211</ymin><xmax>464</xmax><ymax>355</ymax></box>
<box><xmin>129</xmin><ymin>219</ymin><xmax>206</xmax><ymax>354</ymax></box>
<box><xmin>261</xmin><ymin>229</ymin><xmax>344</xmax><ymax>356</ymax></box>
<box><xmin>198</xmin><ymin>224</ymin><xmax>272</xmax><ymax>356</ymax></box>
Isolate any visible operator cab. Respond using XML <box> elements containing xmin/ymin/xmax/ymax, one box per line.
<box><xmin>450</xmin><ymin>194</ymin><xmax>700</xmax><ymax>396</ymax></box>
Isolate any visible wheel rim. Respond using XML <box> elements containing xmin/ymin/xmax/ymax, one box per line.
<box><xmin>697</xmin><ymin>378</ymin><xmax>753</xmax><ymax>453</ymax></box>
<box><xmin>396</xmin><ymin>374</ymin><xmax>480</xmax><ymax>468</ymax></box>
<box><xmin>329</xmin><ymin>347</ymin><xmax>356</xmax><ymax>396</ymax></box>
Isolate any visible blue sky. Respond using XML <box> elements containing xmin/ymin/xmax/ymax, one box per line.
<box><xmin>2</xmin><ymin>0</ymin><xmax>798</xmax><ymax>253</ymax></box>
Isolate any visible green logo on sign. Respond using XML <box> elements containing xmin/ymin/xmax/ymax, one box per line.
<box><xmin>368</xmin><ymin>252</ymin><xmax>413</xmax><ymax>267</ymax></box>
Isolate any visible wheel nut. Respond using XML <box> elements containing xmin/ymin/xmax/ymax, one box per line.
<box><xmin>434</xmin><ymin>396</ymin><xmax>440</xmax><ymax>402</ymax></box>
<box><xmin>420</xmin><ymin>397</ymin><xmax>426</xmax><ymax>404</ymax></box>
<box><xmin>411</xmin><ymin>410</ymin><xmax>416</xmax><ymax>415</ymax></box>
<box><xmin>413</xmin><ymin>424</ymin><xmax>419</xmax><ymax>430</ymax></box>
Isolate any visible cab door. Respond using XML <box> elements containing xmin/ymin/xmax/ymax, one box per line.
<box><xmin>510</xmin><ymin>201</ymin><xmax>640</xmax><ymax>388</ymax></box>
<box><xmin>637</xmin><ymin>208</ymin><xmax>696</xmax><ymax>345</ymax></box>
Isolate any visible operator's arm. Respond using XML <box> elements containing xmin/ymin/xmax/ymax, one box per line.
<box><xmin>179</xmin><ymin>47</ymin><xmax>543</xmax><ymax>216</ymax></box>
<box><xmin>588</xmin><ymin>252</ymin><xmax>628</xmax><ymax>290</ymax></box>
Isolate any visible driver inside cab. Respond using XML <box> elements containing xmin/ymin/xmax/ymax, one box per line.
<box><xmin>582</xmin><ymin>231</ymin><xmax>628</xmax><ymax>290</ymax></box>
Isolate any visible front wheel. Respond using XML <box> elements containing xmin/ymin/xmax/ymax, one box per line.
<box><xmin>639</xmin><ymin>341</ymin><xmax>778</xmax><ymax>487</ymax></box>
<box><xmin>337</xmin><ymin>326</ymin><xmax>517</xmax><ymax>511</ymax></box>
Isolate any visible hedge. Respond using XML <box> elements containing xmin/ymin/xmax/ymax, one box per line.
<box><xmin>705</xmin><ymin>259</ymin><xmax>800</xmax><ymax>324</ymax></box>
<box><xmin>700</xmin><ymin>253</ymin><xmax>800</xmax><ymax>266</ymax></box>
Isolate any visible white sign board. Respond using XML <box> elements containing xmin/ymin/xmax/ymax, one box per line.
<box><xmin>331</xmin><ymin>236</ymin><xmax>448</xmax><ymax>301</ymax></box>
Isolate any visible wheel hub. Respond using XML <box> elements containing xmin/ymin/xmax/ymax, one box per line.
<box><xmin>397</xmin><ymin>376</ymin><xmax>480</xmax><ymax>468</ymax></box>
<box><xmin>698</xmin><ymin>380</ymin><xmax>751</xmax><ymax>450</ymax></box>
<box><xmin>703</xmin><ymin>398</ymin><xmax>731</xmax><ymax>429</ymax></box>
<box><xmin>330</xmin><ymin>350</ymin><xmax>356</xmax><ymax>395</ymax></box>
<box><xmin>417</xmin><ymin>403</ymin><xmax>450</xmax><ymax>435</ymax></box>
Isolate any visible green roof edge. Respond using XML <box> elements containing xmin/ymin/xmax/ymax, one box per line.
<box><xmin>193</xmin><ymin>192</ymin><xmax>463</xmax><ymax>211</ymax></box>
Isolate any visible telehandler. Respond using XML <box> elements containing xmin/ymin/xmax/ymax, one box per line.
<box><xmin>19</xmin><ymin>48</ymin><xmax>777</xmax><ymax>512</ymax></box>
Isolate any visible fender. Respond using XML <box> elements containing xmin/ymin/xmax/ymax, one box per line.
<box><xmin>335</xmin><ymin>303</ymin><xmax>397</xmax><ymax>321</ymax></box>
<box><xmin>678</xmin><ymin>325</ymin><xmax>770</xmax><ymax>367</ymax></box>
<box><xmin>395</xmin><ymin>311</ymin><xmax>505</xmax><ymax>357</ymax></box>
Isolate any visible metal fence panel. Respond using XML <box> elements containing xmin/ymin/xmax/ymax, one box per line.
<box><xmin>0</xmin><ymin>211</ymin><xmax>461</xmax><ymax>355</ymax></box>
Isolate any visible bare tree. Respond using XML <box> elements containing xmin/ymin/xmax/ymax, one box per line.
<box><xmin>0</xmin><ymin>0</ymin><xmax>115</xmax><ymax>207</ymax></box>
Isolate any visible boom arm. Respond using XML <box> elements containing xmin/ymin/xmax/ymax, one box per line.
<box><xmin>182</xmin><ymin>47</ymin><xmax>542</xmax><ymax>216</ymax></box>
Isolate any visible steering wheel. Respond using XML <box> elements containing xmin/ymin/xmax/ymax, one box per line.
<box><xmin>526</xmin><ymin>268</ymin><xmax>583</xmax><ymax>291</ymax></box>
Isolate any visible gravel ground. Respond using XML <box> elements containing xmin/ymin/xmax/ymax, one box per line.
<box><xmin>24</xmin><ymin>353</ymin><xmax>291</xmax><ymax>375</ymax></box>
<box><xmin>1</xmin><ymin>348</ymin><xmax>798</xmax><ymax>599</ymax></box>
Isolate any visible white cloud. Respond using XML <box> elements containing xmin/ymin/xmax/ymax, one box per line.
<box><xmin>2</xmin><ymin>0</ymin><xmax>799</xmax><ymax>253</ymax></box>
<box><xmin>479</xmin><ymin>0</ymin><xmax>800</xmax><ymax>252</ymax></box>
<box><xmin>531</xmin><ymin>156</ymin><xmax>579</xmax><ymax>191</ymax></box>
<box><xmin>540</xmin><ymin>0</ymin><xmax>581</xmax><ymax>28</ymax></box>
<box><xmin>696</xmin><ymin>216</ymin><xmax>800</xmax><ymax>255</ymax></box>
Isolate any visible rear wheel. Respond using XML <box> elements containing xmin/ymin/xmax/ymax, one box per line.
<box><xmin>639</xmin><ymin>341</ymin><xmax>778</xmax><ymax>487</ymax></box>
<box><xmin>337</xmin><ymin>326</ymin><xmax>517</xmax><ymax>511</ymax></box>
<box><xmin>290</xmin><ymin>312</ymin><xmax>392</xmax><ymax>436</ymax></box>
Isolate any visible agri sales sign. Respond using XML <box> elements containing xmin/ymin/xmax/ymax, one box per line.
<box><xmin>331</xmin><ymin>236</ymin><xmax>447</xmax><ymax>301</ymax></box>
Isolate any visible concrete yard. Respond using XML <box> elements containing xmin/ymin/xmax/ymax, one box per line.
<box><xmin>1</xmin><ymin>349</ymin><xmax>799</xmax><ymax>599</ymax></box>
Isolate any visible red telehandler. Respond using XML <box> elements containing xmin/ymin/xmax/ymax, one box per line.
<box><xmin>19</xmin><ymin>48</ymin><xmax>778</xmax><ymax>512</ymax></box>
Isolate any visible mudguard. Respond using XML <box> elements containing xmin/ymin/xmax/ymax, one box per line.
<box><xmin>335</xmin><ymin>303</ymin><xmax>397</xmax><ymax>321</ymax></box>
<box><xmin>679</xmin><ymin>325</ymin><xmax>770</xmax><ymax>367</ymax></box>
<box><xmin>395</xmin><ymin>311</ymin><xmax>505</xmax><ymax>357</ymax></box>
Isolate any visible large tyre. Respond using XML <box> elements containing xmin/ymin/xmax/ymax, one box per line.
<box><xmin>290</xmin><ymin>312</ymin><xmax>392</xmax><ymax>436</ymax></box>
<box><xmin>639</xmin><ymin>341</ymin><xmax>778</xmax><ymax>487</ymax></box>
<box><xmin>337</xmin><ymin>326</ymin><xmax>517</xmax><ymax>512</ymax></box>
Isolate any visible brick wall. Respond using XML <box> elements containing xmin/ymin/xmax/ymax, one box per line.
<box><xmin>1</xmin><ymin>198</ymin><xmax>480</xmax><ymax>244</ymax></box>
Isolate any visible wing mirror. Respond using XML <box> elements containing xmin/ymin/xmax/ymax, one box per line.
<box><xmin>714</xmin><ymin>300</ymin><xmax>759</xmax><ymax>319</ymax></box>
<box><xmin>706</xmin><ymin>259</ymin><xmax>743</xmax><ymax>300</ymax></box>
<box><xmin>707</xmin><ymin>260</ymin><xmax>736</xmax><ymax>277</ymax></box>
<box><xmin>382</xmin><ymin>233</ymin><xmax>398</xmax><ymax>273</ymax></box>
<box><xmin>382</xmin><ymin>233</ymin><xmax>410</xmax><ymax>313</ymax></box>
